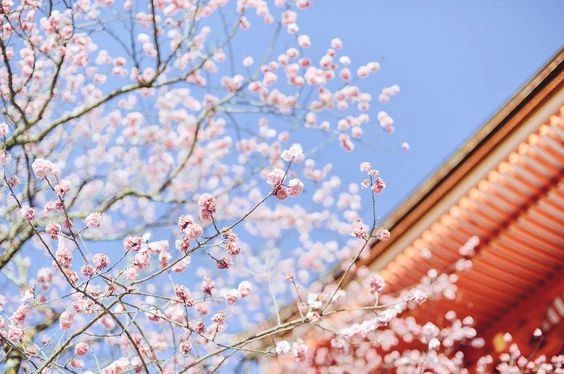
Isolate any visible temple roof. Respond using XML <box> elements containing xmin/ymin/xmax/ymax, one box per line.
<box><xmin>254</xmin><ymin>49</ymin><xmax>564</xmax><ymax>363</ymax></box>
<box><xmin>359</xmin><ymin>47</ymin><xmax>564</xmax><ymax>358</ymax></box>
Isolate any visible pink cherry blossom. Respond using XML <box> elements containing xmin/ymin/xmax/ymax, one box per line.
<box><xmin>223</xmin><ymin>230</ymin><xmax>241</xmax><ymax>255</ymax></box>
<box><xmin>351</xmin><ymin>218</ymin><xmax>368</xmax><ymax>240</ymax></box>
<box><xmin>75</xmin><ymin>342</ymin><xmax>89</xmax><ymax>356</ymax></box>
<box><xmin>266</xmin><ymin>168</ymin><xmax>286</xmax><ymax>187</ymax></box>
<box><xmin>357</xmin><ymin>65</ymin><xmax>369</xmax><ymax>78</ymax></box>
<box><xmin>224</xmin><ymin>289</ymin><xmax>239</xmax><ymax>305</ymax></box>
<box><xmin>281</xmin><ymin>143</ymin><xmax>304</xmax><ymax>163</ymax></box>
<box><xmin>81</xmin><ymin>265</ymin><xmax>96</xmax><ymax>278</ymax></box>
<box><xmin>275</xmin><ymin>340</ymin><xmax>292</xmax><ymax>354</ymax></box>
<box><xmin>6</xmin><ymin>175</ymin><xmax>19</xmax><ymax>188</ymax></box>
<box><xmin>175</xmin><ymin>285</ymin><xmax>194</xmax><ymax>307</ymax></box>
<box><xmin>59</xmin><ymin>311</ymin><xmax>73</xmax><ymax>330</ymax></box>
<box><xmin>369</xmin><ymin>273</ymin><xmax>386</xmax><ymax>294</ymax></box>
<box><xmin>46</xmin><ymin>223</ymin><xmax>61</xmax><ymax>239</ymax></box>
<box><xmin>331</xmin><ymin>38</ymin><xmax>343</xmax><ymax>49</ymax></box>
<box><xmin>21</xmin><ymin>206</ymin><xmax>35</xmax><ymax>222</ymax></box>
<box><xmin>212</xmin><ymin>312</ymin><xmax>225</xmax><ymax>325</ymax></box>
<box><xmin>198</xmin><ymin>193</ymin><xmax>216</xmax><ymax>221</ymax></box>
<box><xmin>287</xmin><ymin>178</ymin><xmax>304</xmax><ymax>196</ymax></box>
<box><xmin>375</xmin><ymin>228</ymin><xmax>391</xmax><ymax>241</ymax></box>
<box><xmin>178</xmin><ymin>215</ymin><xmax>203</xmax><ymax>239</ymax></box>
<box><xmin>55</xmin><ymin>180</ymin><xmax>71</xmax><ymax>198</ymax></box>
<box><xmin>55</xmin><ymin>247</ymin><xmax>72</xmax><ymax>268</ymax></box>
<box><xmin>93</xmin><ymin>253</ymin><xmax>110</xmax><ymax>271</ymax></box>
<box><xmin>372</xmin><ymin>177</ymin><xmax>386</xmax><ymax>193</ymax></box>
<box><xmin>31</xmin><ymin>158</ymin><xmax>59</xmax><ymax>179</ymax></box>
<box><xmin>123</xmin><ymin>236</ymin><xmax>143</xmax><ymax>252</ymax></box>
<box><xmin>298</xmin><ymin>35</ymin><xmax>311</xmax><ymax>48</ymax></box>
<box><xmin>7</xmin><ymin>326</ymin><xmax>24</xmax><ymax>343</ymax></box>
<box><xmin>202</xmin><ymin>276</ymin><xmax>215</xmax><ymax>296</ymax></box>
<box><xmin>238</xmin><ymin>281</ymin><xmax>253</xmax><ymax>297</ymax></box>
<box><xmin>179</xmin><ymin>340</ymin><xmax>192</xmax><ymax>355</ymax></box>
<box><xmin>85</xmin><ymin>212</ymin><xmax>102</xmax><ymax>227</ymax></box>
<box><xmin>242</xmin><ymin>56</ymin><xmax>254</xmax><ymax>67</ymax></box>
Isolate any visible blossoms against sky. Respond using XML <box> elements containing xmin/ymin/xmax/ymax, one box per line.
<box><xmin>0</xmin><ymin>0</ymin><xmax>560</xmax><ymax>373</ymax></box>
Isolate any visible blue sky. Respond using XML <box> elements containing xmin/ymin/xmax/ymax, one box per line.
<box><xmin>294</xmin><ymin>1</ymin><xmax>564</xmax><ymax>217</ymax></box>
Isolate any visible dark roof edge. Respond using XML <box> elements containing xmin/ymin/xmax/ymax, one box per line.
<box><xmin>380</xmin><ymin>48</ymin><xmax>564</xmax><ymax>238</ymax></box>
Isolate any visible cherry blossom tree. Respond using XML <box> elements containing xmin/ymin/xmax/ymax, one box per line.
<box><xmin>0</xmin><ymin>1</ymin><xmax>561</xmax><ymax>373</ymax></box>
